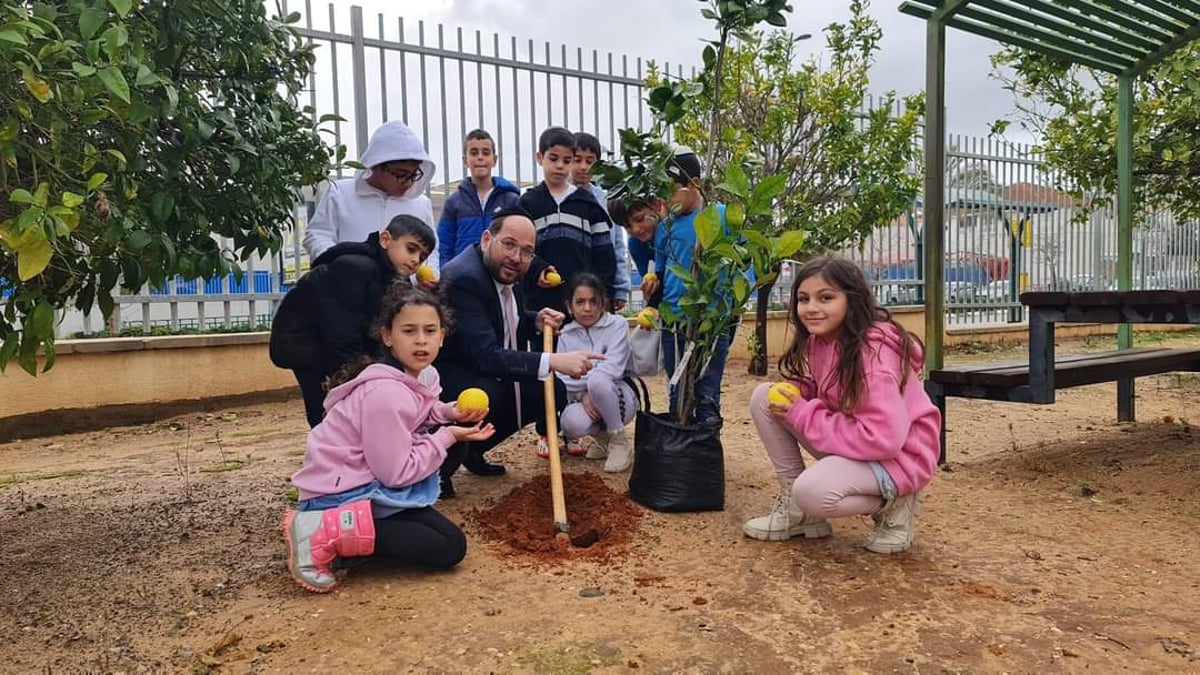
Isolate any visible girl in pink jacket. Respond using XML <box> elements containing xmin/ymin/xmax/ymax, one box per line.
<box><xmin>284</xmin><ymin>285</ymin><xmax>495</xmax><ymax>592</ymax></box>
<box><xmin>744</xmin><ymin>256</ymin><xmax>941</xmax><ymax>554</ymax></box>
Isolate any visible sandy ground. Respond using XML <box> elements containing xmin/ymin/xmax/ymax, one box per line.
<box><xmin>2</xmin><ymin>334</ymin><xmax>1199</xmax><ymax>674</ymax></box>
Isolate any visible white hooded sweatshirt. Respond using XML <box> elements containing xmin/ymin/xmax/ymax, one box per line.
<box><xmin>303</xmin><ymin>121</ymin><xmax>439</xmax><ymax>265</ymax></box>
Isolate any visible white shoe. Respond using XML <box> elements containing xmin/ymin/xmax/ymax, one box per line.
<box><xmin>586</xmin><ymin>433</ymin><xmax>609</xmax><ymax>460</ymax></box>
<box><xmin>743</xmin><ymin>480</ymin><xmax>832</xmax><ymax>541</ymax></box>
<box><xmin>602</xmin><ymin>430</ymin><xmax>632</xmax><ymax>473</ymax></box>
<box><xmin>864</xmin><ymin>492</ymin><xmax>923</xmax><ymax>554</ymax></box>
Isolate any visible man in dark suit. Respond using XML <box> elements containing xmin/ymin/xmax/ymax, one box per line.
<box><xmin>436</xmin><ymin>207</ymin><xmax>602</xmax><ymax>497</ymax></box>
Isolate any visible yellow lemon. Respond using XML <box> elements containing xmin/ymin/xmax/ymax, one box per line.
<box><xmin>544</xmin><ymin>271</ymin><xmax>562</xmax><ymax>287</ymax></box>
<box><xmin>416</xmin><ymin>265</ymin><xmax>437</xmax><ymax>284</ymax></box>
<box><xmin>642</xmin><ymin>271</ymin><xmax>659</xmax><ymax>284</ymax></box>
<box><xmin>767</xmin><ymin>382</ymin><xmax>802</xmax><ymax>407</ymax></box>
<box><xmin>456</xmin><ymin>388</ymin><xmax>490</xmax><ymax>413</ymax></box>
<box><xmin>637</xmin><ymin>307</ymin><xmax>658</xmax><ymax>330</ymax></box>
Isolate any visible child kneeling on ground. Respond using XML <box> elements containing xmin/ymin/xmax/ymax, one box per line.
<box><xmin>744</xmin><ymin>256</ymin><xmax>941</xmax><ymax>553</ymax></box>
<box><xmin>284</xmin><ymin>285</ymin><xmax>495</xmax><ymax>592</ymax></box>
<box><xmin>548</xmin><ymin>272</ymin><xmax>636</xmax><ymax>472</ymax></box>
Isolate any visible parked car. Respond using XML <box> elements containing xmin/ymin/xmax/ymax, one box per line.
<box><xmin>982</xmin><ymin>279</ymin><xmax>1015</xmax><ymax>303</ymax></box>
<box><xmin>944</xmin><ymin>281</ymin><xmax>980</xmax><ymax>304</ymax></box>
<box><xmin>874</xmin><ymin>282</ymin><xmax>920</xmax><ymax>306</ymax></box>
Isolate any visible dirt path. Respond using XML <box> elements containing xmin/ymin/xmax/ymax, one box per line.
<box><xmin>2</xmin><ymin>336</ymin><xmax>1199</xmax><ymax>673</ymax></box>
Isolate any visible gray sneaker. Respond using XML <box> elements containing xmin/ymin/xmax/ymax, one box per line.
<box><xmin>586</xmin><ymin>432</ymin><xmax>609</xmax><ymax>460</ymax></box>
<box><xmin>602</xmin><ymin>429</ymin><xmax>632</xmax><ymax>472</ymax></box>
<box><xmin>864</xmin><ymin>492</ymin><xmax>923</xmax><ymax>554</ymax></box>
<box><xmin>743</xmin><ymin>480</ymin><xmax>832</xmax><ymax>541</ymax></box>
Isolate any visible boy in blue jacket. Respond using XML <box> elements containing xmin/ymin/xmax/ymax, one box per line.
<box><xmin>437</xmin><ymin>129</ymin><xmax>521</xmax><ymax>268</ymax></box>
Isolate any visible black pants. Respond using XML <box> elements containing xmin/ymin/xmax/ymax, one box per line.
<box><xmin>440</xmin><ymin>376</ymin><xmax>567</xmax><ymax>480</ymax></box>
<box><xmin>294</xmin><ymin>367</ymin><xmax>328</xmax><ymax>429</ymax></box>
<box><xmin>373</xmin><ymin>506</ymin><xmax>466</xmax><ymax>570</ymax></box>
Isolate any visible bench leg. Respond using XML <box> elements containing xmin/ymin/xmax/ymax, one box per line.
<box><xmin>926</xmin><ymin>382</ymin><xmax>948</xmax><ymax>467</ymax></box>
<box><xmin>1117</xmin><ymin>377</ymin><xmax>1135</xmax><ymax>423</ymax></box>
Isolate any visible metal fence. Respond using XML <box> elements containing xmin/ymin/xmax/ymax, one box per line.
<box><xmin>59</xmin><ymin>3</ymin><xmax>1200</xmax><ymax>337</ymax></box>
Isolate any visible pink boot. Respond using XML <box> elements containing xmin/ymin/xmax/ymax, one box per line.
<box><xmin>283</xmin><ymin>499</ymin><xmax>376</xmax><ymax>593</ymax></box>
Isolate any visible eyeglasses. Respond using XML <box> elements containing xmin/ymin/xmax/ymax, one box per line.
<box><xmin>381</xmin><ymin>166</ymin><xmax>424</xmax><ymax>184</ymax></box>
<box><xmin>496</xmin><ymin>237</ymin><xmax>535</xmax><ymax>261</ymax></box>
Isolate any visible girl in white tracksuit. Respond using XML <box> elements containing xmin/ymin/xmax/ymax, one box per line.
<box><xmin>557</xmin><ymin>272</ymin><xmax>637</xmax><ymax>472</ymax></box>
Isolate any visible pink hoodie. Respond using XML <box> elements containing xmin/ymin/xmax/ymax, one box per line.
<box><xmin>783</xmin><ymin>322</ymin><xmax>941</xmax><ymax>495</ymax></box>
<box><xmin>291</xmin><ymin>363</ymin><xmax>458</xmax><ymax>501</ymax></box>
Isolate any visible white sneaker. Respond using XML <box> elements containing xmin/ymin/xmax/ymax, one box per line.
<box><xmin>743</xmin><ymin>480</ymin><xmax>832</xmax><ymax>541</ymax></box>
<box><xmin>864</xmin><ymin>492</ymin><xmax>923</xmax><ymax>554</ymax></box>
<box><xmin>602</xmin><ymin>430</ymin><xmax>632</xmax><ymax>472</ymax></box>
<box><xmin>586</xmin><ymin>433</ymin><xmax>609</xmax><ymax>460</ymax></box>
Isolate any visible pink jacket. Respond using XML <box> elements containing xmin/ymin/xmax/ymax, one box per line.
<box><xmin>291</xmin><ymin>363</ymin><xmax>458</xmax><ymax>501</ymax></box>
<box><xmin>783</xmin><ymin>323</ymin><xmax>941</xmax><ymax>495</ymax></box>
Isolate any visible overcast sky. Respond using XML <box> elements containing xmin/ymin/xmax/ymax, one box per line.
<box><xmin>296</xmin><ymin>0</ymin><xmax>1031</xmax><ymax>138</ymax></box>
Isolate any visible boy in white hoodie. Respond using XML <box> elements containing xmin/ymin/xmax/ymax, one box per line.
<box><xmin>556</xmin><ymin>272</ymin><xmax>637</xmax><ymax>472</ymax></box>
<box><xmin>304</xmin><ymin>121</ymin><xmax>440</xmax><ymax>269</ymax></box>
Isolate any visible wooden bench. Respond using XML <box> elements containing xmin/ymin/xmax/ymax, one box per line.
<box><xmin>926</xmin><ymin>347</ymin><xmax>1200</xmax><ymax>463</ymax></box>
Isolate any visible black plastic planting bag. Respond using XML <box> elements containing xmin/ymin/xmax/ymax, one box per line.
<box><xmin>627</xmin><ymin>380</ymin><xmax>725</xmax><ymax>512</ymax></box>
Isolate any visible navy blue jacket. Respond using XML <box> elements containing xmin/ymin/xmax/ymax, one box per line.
<box><xmin>517</xmin><ymin>183</ymin><xmax>617</xmax><ymax>313</ymax></box>
<box><xmin>434</xmin><ymin>244</ymin><xmax>543</xmax><ymax>400</ymax></box>
<box><xmin>437</xmin><ymin>176</ymin><xmax>521</xmax><ymax>267</ymax></box>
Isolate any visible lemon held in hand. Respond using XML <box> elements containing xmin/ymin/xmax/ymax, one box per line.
<box><xmin>636</xmin><ymin>307</ymin><xmax>659</xmax><ymax>330</ymax></box>
<box><xmin>642</xmin><ymin>271</ymin><xmax>659</xmax><ymax>284</ymax></box>
<box><xmin>544</xmin><ymin>271</ymin><xmax>563</xmax><ymax>287</ymax></box>
<box><xmin>767</xmin><ymin>382</ymin><xmax>802</xmax><ymax>407</ymax></box>
<box><xmin>456</xmin><ymin>388</ymin><xmax>489</xmax><ymax>414</ymax></box>
<box><xmin>416</xmin><ymin>265</ymin><xmax>437</xmax><ymax>284</ymax></box>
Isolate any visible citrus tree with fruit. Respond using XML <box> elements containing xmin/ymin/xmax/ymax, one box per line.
<box><xmin>595</xmin><ymin>0</ymin><xmax>804</xmax><ymax>424</ymax></box>
<box><xmin>0</xmin><ymin>1</ymin><xmax>340</xmax><ymax>375</ymax></box>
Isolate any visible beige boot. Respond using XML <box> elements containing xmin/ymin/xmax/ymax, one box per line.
<box><xmin>602</xmin><ymin>429</ymin><xmax>632</xmax><ymax>472</ymax></box>
<box><xmin>864</xmin><ymin>492</ymin><xmax>923</xmax><ymax>554</ymax></box>
<box><xmin>743</xmin><ymin>479</ymin><xmax>832</xmax><ymax>541</ymax></box>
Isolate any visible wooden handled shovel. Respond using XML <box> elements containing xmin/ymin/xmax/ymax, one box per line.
<box><xmin>543</xmin><ymin>329</ymin><xmax>571</xmax><ymax>542</ymax></box>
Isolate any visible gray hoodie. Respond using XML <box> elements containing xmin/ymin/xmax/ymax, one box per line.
<box><xmin>555</xmin><ymin>312</ymin><xmax>634</xmax><ymax>394</ymax></box>
<box><xmin>303</xmin><ymin>121</ymin><xmax>439</xmax><ymax>263</ymax></box>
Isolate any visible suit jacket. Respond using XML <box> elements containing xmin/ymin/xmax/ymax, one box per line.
<box><xmin>435</xmin><ymin>243</ymin><xmax>543</xmax><ymax>399</ymax></box>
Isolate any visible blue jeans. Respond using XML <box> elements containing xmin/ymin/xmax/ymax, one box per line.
<box><xmin>660</xmin><ymin>327</ymin><xmax>733</xmax><ymax>424</ymax></box>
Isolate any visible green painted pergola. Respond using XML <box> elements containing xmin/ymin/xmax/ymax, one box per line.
<box><xmin>899</xmin><ymin>0</ymin><xmax>1200</xmax><ymax>370</ymax></box>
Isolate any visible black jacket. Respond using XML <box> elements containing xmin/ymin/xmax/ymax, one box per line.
<box><xmin>517</xmin><ymin>183</ymin><xmax>617</xmax><ymax>312</ymax></box>
<box><xmin>434</xmin><ymin>243</ymin><xmax>542</xmax><ymax>400</ymax></box>
<box><xmin>269</xmin><ymin>233</ymin><xmax>398</xmax><ymax>375</ymax></box>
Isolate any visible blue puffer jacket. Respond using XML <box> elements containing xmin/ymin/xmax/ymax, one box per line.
<box><xmin>436</xmin><ymin>176</ymin><xmax>521</xmax><ymax>267</ymax></box>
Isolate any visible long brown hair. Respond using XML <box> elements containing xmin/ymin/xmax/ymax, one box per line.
<box><xmin>323</xmin><ymin>282</ymin><xmax>453</xmax><ymax>390</ymax></box>
<box><xmin>776</xmin><ymin>256</ymin><xmax>922</xmax><ymax>414</ymax></box>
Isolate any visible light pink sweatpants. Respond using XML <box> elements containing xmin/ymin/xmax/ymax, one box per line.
<box><xmin>749</xmin><ymin>383</ymin><xmax>884</xmax><ymax>518</ymax></box>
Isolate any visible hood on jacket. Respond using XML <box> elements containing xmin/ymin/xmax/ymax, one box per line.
<box><xmin>865</xmin><ymin>322</ymin><xmax>924</xmax><ymax>373</ymax></box>
<box><xmin>357</xmin><ymin>121</ymin><xmax>436</xmax><ymax>200</ymax></box>
<box><xmin>323</xmin><ymin>362</ymin><xmax>436</xmax><ymax>411</ymax></box>
<box><xmin>558</xmin><ymin>310</ymin><xmax>622</xmax><ymax>338</ymax></box>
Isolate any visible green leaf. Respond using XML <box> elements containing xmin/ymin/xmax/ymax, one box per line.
<box><xmin>30</xmin><ymin>301</ymin><xmax>54</xmax><ymax>337</ymax></box>
<box><xmin>0</xmin><ymin>332</ymin><xmax>19</xmax><ymax>372</ymax></box>
<box><xmin>127</xmin><ymin>230</ymin><xmax>152</xmax><ymax>250</ymax></box>
<box><xmin>79</xmin><ymin>7</ymin><xmax>107</xmax><ymax>40</ymax></box>
<box><xmin>61</xmin><ymin>191</ymin><xmax>85</xmax><ymax>208</ymax></box>
<box><xmin>41</xmin><ymin>338</ymin><xmax>56</xmax><ymax>373</ymax></box>
<box><xmin>724</xmin><ymin>163</ymin><xmax>750</xmax><ymax>198</ymax></box>
<box><xmin>694</xmin><ymin>206</ymin><xmax>722</xmax><ymax>249</ymax></box>
<box><xmin>105</xmin><ymin>148</ymin><xmax>127</xmax><ymax>163</ymax></box>
<box><xmin>108</xmin><ymin>0</ymin><xmax>133</xmax><ymax>18</ymax></box>
<box><xmin>0</xmin><ymin>28</ymin><xmax>27</xmax><ymax>45</ymax></box>
<box><xmin>87</xmin><ymin>172</ymin><xmax>108</xmax><ymax>190</ymax></box>
<box><xmin>97</xmin><ymin>67</ymin><xmax>129</xmax><ymax>103</ymax></box>
<box><xmin>775</xmin><ymin>229</ymin><xmax>806</xmax><ymax>259</ymax></box>
<box><xmin>135</xmin><ymin>64</ymin><xmax>158</xmax><ymax>86</ymax></box>
<box><xmin>726</xmin><ymin>202</ymin><xmax>745</xmax><ymax>228</ymax></box>
<box><xmin>72</xmin><ymin>61</ymin><xmax>97</xmax><ymax>77</ymax></box>
<box><xmin>149</xmin><ymin>192</ymin><xmax>174</xmax><ymax>222</ymax></box>
<box><xmin>18</xmin><ymin>333</ymin><xmax>38</xmax><ymax>376</ymax></box>
<box><xmin>9</xmin><ymin>188</ymin><xmax>35</xmax><ymax>204</ymax></box>
<box><xmin>17</xmin><ymin>235</ymin><xmax>53</xmax><ymax>280</ymax></box>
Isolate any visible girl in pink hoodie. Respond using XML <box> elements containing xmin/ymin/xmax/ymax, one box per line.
<box><xmin>743</xmin><ymin>256</ymin><xmax>941</xmax><ymax>554</ymax></box>
<box><xmin>284</xmin><ymin>285</ymin><xmax>495</xmax><ymax>593</ymax></box>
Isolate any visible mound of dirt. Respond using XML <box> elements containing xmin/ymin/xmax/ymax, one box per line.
<box><xmin>469</xmin><ymin>472</ymin><xmax>643</xmax><ymax>563</ymax></box>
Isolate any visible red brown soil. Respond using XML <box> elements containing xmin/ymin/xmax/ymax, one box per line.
<box><xmin>469</xmin><ymin>471</ymin><xmax>642</xmax><ymax>563</ymax></box>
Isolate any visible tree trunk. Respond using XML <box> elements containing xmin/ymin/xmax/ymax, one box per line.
<box><xmin>748</xmin><ymin>278</ymin><xmax>775</xmax><ymax>376</ymax></box>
